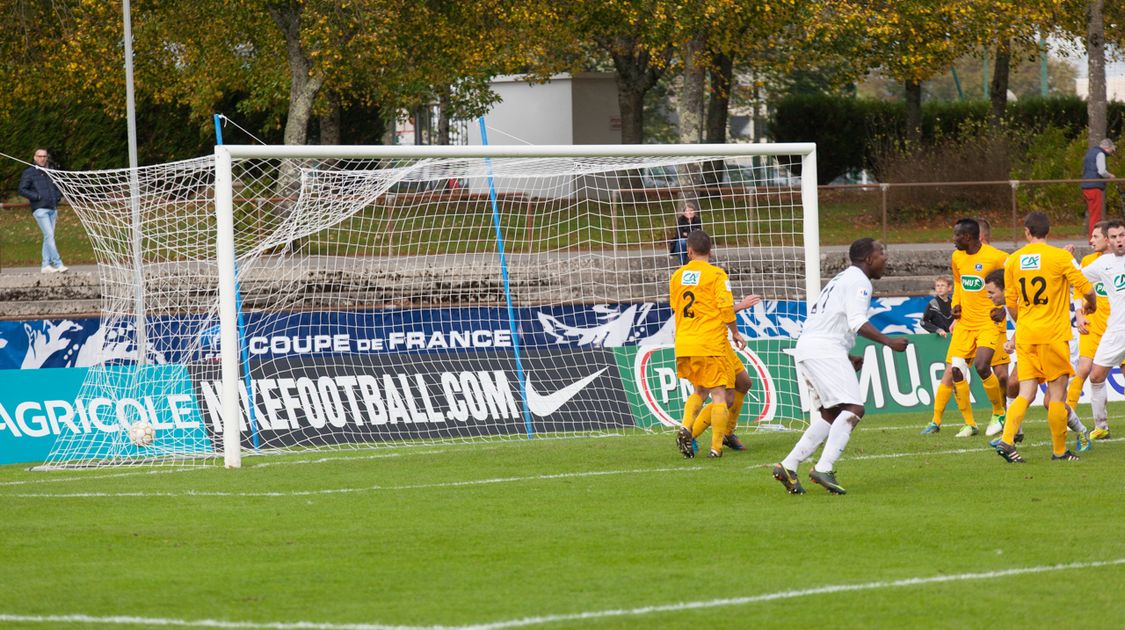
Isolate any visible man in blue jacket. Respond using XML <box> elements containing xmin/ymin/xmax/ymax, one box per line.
<box><xmin>1081</xmin><ymin>138</ymin><xmax>1117</xmax><ymax>236</ymax></box>
<box><xmin>19</xmin><ymin>148</ymin><xmax>67</xmax><ymax>273</ymax></box>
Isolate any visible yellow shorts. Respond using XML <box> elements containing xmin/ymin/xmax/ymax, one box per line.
<box><xmin>946</xmin><ymin>324</ymin><xmax>1009</xmax><ymax>366</ymax></box>
<box><xmin>977</xmin><ymin>324</ymin><xmax>1011</xmax><ymax>367</ymax></box>
<box><xmin>1078</xmin><ymin>329</ymin><xmax>1104</xmax><ymax>360</ymax></box>
<box><xmin>1014</xmin><ymin>341</ymin><xmax>1073</xmax><ymax>383</ymax></box>
<box><xmin>724</xmin><ymin>345</ymin><xmax>748</xmax><ymax>379</ymax></box>
<box><xmin>677</xmin><ymin>355</ymin><xmax>737</xmax><ymax>389</ymax></box>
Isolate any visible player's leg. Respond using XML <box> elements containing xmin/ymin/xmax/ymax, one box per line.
<box><xmin>810</xmin><ymin>402</ymin><xmax>863</xmax><ymax>495</ymax></box>
<box><xmin>774</xmin><ymin>359</ymin><xmax>832</xmax><ymax>494</ymax></box>
<box><xmin>997</xmin><ymin>343</ymin><xmax>1044</xmax><ymax>460</ymax></box>
<box><xmin>926</xmin><ymin>327</ymin><xmax>972</xmax><ymax>434</ymax></box>
<box><xmin>704</xmin><ymin>386</ymin><xmax>733</xmax><ymax>457</ymax></box>
<box><xmin>1067</xmin><ymin>355</ymin><xmax>1094</xmax><ymax>411</ymax></box>
<box><xmin>1086</xmin><ymin>330</ymin><xmax>1125</xmax><ymax>439</ymax></box>
<box><xmin>1046</xmin><ymin>375</ymin><xmax>1077</xmax><ymax>460</ymax></box>
<box><xmin>986</xmin><ymin>360</ymin><xmax>1010</xmax><ymax>436</ymax></box>
<box><xmin>722</xmin><ymin>364</ymin><xmax>751</xmax><ymax>452</ymax></box>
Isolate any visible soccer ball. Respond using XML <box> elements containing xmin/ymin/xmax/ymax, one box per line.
<box><xmin>128</xmin><ymin>420</ymin><xmax>155</xmax><ymax>447</ymax></box>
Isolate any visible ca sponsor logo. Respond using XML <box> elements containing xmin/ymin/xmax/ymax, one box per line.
<box><xmin>960</xmin><ymin>275</ymin><xmax>984</xmax><ymax>292</ymax></box>
<box><xmin>633</xmin><ymin>344</ymin><xmax>777</xmax><ymax>427</ymax></box>
<box><xmin>1114</xmin><ymin>274</ymin><xmax>1125</xmax><ymax>291</ymax></box>
<box><xmin>1020</xmin><ymin>254</ymin><xmax>1040</xmax><ymax>270</ymax></box>
<box><xmin>681</xmin><ymin>270</ymin><xmax>701</xmax><ymax>286</ymax></box>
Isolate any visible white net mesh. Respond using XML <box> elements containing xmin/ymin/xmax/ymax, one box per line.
<box><xmin>38</xmin><ymin>147</ymin><xmax>815</xmax><ymax>468</ymax></box>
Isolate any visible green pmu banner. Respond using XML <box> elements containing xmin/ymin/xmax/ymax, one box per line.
<box><xmin>614</xmin><ymin>333</ymin><xmax>994</xmax><ymax>429</ymax></box>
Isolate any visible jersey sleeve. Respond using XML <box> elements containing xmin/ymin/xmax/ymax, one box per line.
<box><xmin>1004</xmin><ymin>257</ymin><xmax>1018</xmax><ymax>314</ymax></box>
<box><xmin>1066</xmin><ymin>254</ymin><xmax>1094</xmax><ymax>297</ymax></box>
<box><xmin>715</xmin><ymin>270</ymin><xmax>735</xmax><ymax>323</ymax></box>
<box><xmin>845</xmin><ymin>276</ymin><xmax>872</xmax><ymax>332</ymax></box>
<box><xmin>950</xmin><ymin>252</ymin><xmax>962</xmax><ymax>309</ymax></box>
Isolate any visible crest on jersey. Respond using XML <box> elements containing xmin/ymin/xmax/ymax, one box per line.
<box><xmin>974</xmin><ymin>263</ymin><xmax>983</xmax><ymax>271</ymax></box>
<box><xmin>961</xmin><ymin>275</ymin><xmax>984</xmax><ymax>292</ymax></box>
<box><xmin>681</xmin><ymin>270</ymin><xmax>701</xmax><ymax>286</ymax></box>
<box><xmin>1019</xmin><ymin>254</ymin><xmax>1040</xmax><ymax>270</ymax></box>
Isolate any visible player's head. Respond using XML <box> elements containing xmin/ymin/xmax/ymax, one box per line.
<box><xmin>850</xmin><ymin>237</ymin><xmax>886</xmax><ymax>279</ymax></box>
<box><xmin>984</xmin><ymin>269</ymin><xmax>1005</xmax><ymax>306</ymax></box>
<box><xmin>977</xmin><ymin>218</ymin><xmax>992</xmax><ymax>244</ymax></box>
<box><xmin>1091</xmin><ymin>220</ymin><xmax>1111</xmax><ymax>252</ymax></box>
<box><xmin>934</xmin><ymin>275</ymin><xmax>951</xmax><ymax>296</ymax></box>
<box><xmin>1024</xmin><ymin>212</ymin><xmax>1050</xmax><ymax>239</ymax></box>
<box><xmin>1106</xmin><ymin>220</ymin><xmax>1125</xmax><ymax>256</ymax></box>
<box><xmin>685</xmin><ymin>229</ymin><xmax>712</xmax><ymax>259</ymax></box>
<box><xmin>953</xmin><ymin>218</ymin><xmax>980</xmax><ymax>251</ymax></box>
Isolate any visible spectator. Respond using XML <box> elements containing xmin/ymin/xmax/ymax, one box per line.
<box><xmin>1081</xmin><ymin>138</ymin><xmax>1116</xmax><ymax>235</ymax></box>
<box><xmin>921</xmin><ymin>275</ymin><xmax>953</xmax><ymax>337</ymax></box>
<box><xmin>18</xmin><ymin>148</ymin><xmax>67</xmax><ymax>273</ymax></box>
<box><xmin>669</xmin><ymin>200</ymin><xmax>702</xmax><ymax>266</ymax></box>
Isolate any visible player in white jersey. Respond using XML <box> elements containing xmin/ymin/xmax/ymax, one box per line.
<box><xmin>772</xmin><ymin>238</ymin><xmax>909</xmax><ymax>495</ymax></box>
<box><xmin>1079</xmin><ymin>220</ymin><xmax>1125</xmax><ymax>437</ymax></box>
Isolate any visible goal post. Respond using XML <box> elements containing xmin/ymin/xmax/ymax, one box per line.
<box><xmin>41</xmin><ymin>142</ymin><xmax>819</xmax><ymax>469</ymax></box>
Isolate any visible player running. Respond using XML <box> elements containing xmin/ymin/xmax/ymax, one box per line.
<box><xmin>922</xmin><ymin>218</ymin><xmax>1009</xmax><ymax>437</ymax></box>
<box><xmin>670</xmin><ymin>230</ymin><xmax>745</xmax><ymax>459</ymax></box>
<box><xmin>772</xmin><ymin>238</ymin><xmax>908</xmax><ymax>495</ymax></box>
<box><xmin>1075</xmin><ymin>219</ymin><xmax>1125</xmax><ymax>441</ymax></box>
<box><xmin>995</xmin><ymin>213</ymin><xmax>1096</xmax><ymax>463</ymax></box>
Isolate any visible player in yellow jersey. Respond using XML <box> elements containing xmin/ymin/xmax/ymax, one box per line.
<box><xmin>977</xmin><ymin>218</ymin><xmax>1014</xmax><ymax>436</ymax></box>
<box><xmin>996</xmin><ymin>212</ymin><xmax>1096</xmax><ymax>463</ymax></box>
<box><xmin>1068</xmin><ymin>221</ymin><xmax>1114</xmax><ymax>441</ymax></box>
<box><xmin>670</xmin><ymin>230</ymin><xmax>745</xmax><ymax>459</ymax></box>
<box><xmin>922</xmin><ymin>218</ymin><xmax>1009</xmax><ymax>437</ymax></box>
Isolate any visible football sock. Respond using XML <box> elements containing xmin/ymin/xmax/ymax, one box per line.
<box><xmin>1066</xmin><ymin>405</ymin><xmax>1087</xmax><ymax>433</ymax></box>
<box><xmin>1047</xmin><ymin>401</ymin><xmax>1068</xmax><ymax>456</ymax></box>
<box><xmin>709</xmin><ymin>404</ymin><xmax>730</xmax><ymax>453</ymax></box>
<box><xmin>953</xmin><ymin>379</ymin><xmax>975</xmax><ymax>426</ymax></box>
<box><xmin>1000</xmin><ymin>395</ymin><xmax>1031</xmax><ymax>445</ymax></box>
<box><xmin>815</xmin><ymin>411</ymin><xmax>859</xmax><ymax>473</ymax></box>
<box><xmin>932</xmin><ymin>382</ymin><xmax>953</xmax><ymax>425</ymax></box>
<box><xmin>690</xmin><ymin>403</ymin><xmax>713</xmax><ymax>438</ymax></box>
<box><xmin>980</xmin><ymin>373</ymin><xmax>1005</xmax><ymax>416</ymax></box>
<box><xmin>1090</xmin><ymin>380</ymin><xmax>1108</xmax><ymax>429</ymax></box>
<box><xmin>682</xmin><ymin>393</ymin><xmax>703</xmax><ymax>429</ymax></box>
<box><xmin>1065</xmin><ymin>374</ymin><xmax>1085</xmax><ymax>410</ymax></box>
<box><xmin>781</xmin><ymin>417</ymin><xmax>831</xmax><ymax>472</ymax></box>
<box><xmin>728</xmin><ymin>391</ymin><xmax>746</xmax><ymax>433</ymax></box>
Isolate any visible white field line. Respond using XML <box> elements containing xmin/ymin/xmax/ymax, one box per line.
<box><xmin>4</xmin><ymin>437</ymin><xmax>1118</xmax><ymax>500</ymax></box>
<box><xmin>0</xmin><ymin>416</ymin><xmax>1088</xmax><ymax>489</ymax></box>
<box><xmin>1</xmin><ymin>558</ymin><xmax>1122</xmax><ymax>629</ymax></box>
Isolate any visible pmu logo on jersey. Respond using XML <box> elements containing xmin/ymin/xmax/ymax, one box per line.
<box><xmin>1096</xmin><ymin>282</ymin><xmax>1108</xmax><ymax>297</ymax></box>
<box><xmin>1020</xmin><ymin>254</ymin><xmax>1040</xmax><ymax>270</ymax></box>
<box><xmin>961</xmin><ymin>275</ymin><xmax>984</xmax><ymax>292</ymax></box>
<box><xmin>633</xmin><ymin>344</ymin><xmax>778</xmax><ymax>427</ymax></box>
<box><xmin>681</xmin><ymin>270</ymin><xmax>701</xmax><ymax>286</ymax></box>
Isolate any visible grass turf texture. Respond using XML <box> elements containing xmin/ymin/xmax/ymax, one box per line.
<box><xmin>0</xmin><ymin>406</ymin><xmax>1122</xmax><ymax>629</ymax></box>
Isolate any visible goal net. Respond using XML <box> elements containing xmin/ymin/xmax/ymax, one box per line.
<box><xmin>38</xmin><ymin>143</ymin><xmax>819</xmax><ymax>468</ymax></box>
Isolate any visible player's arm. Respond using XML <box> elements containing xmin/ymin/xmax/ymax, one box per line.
<box><xmin>1068</xmin><ymin>258</ymin><xmax>1096</xmax><ymax>315</ymax></box>
<box><xmin>733</xmin><ymin>294</ymin><xmax>761</xmax><ymax>313</ymax></box>
<box><xmin>1004</xmin><ymin>261</ymin><xmax>1019</xmax><ymax>323</ymax></box>
<box><xmin>717</xmin><ymin>272</ymin><xmax>745</xmax><ymax>349</ymax></box>
<box><xmin>857</xmin><ymin>321</ymin><xmax>908</xmax><ymax>351</ymax></box>
<box><xmin>950</xmin><ymin>254</ymin><xmax>962</xmax><ymax>319</ymax></box>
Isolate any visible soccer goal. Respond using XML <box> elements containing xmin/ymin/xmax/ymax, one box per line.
<box><xmin>38</xmin><ymin>143</ymin><xmax>819</xmax><ymax>469</ymax></box>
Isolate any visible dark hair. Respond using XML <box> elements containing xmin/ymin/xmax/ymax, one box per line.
<box><xmin>977</xmin><ymin>217</ymin><xmax>992</xmax><ymax>240</ymax></box>
<box><xmin>954</xmin><ymin>218</ymin><xmax>980</xmax><ymax>239</ymax></box>
<box><xmin>1025</xmin><ymin>212</ymin><xmax>1050</xmax><ymax>238</ymax></box>
<box><xmin>686</xmin><ymin>229</ymin><xmax>712</xmax><ymax>255</ymax></box>
<box><xmin>1105</xmin><ymin>219</ymin><xmax>1125</xmax><ymax>233</ymax></box>
<box><xmin>985</xmin><ymin>268</ymin><xmax>1004</xmax><ymax>289</ymax></box>
<box><xmin>849</xmin><ymin>237</ymin><xmax>878</xmax><ymax>264</ymax></box>
<box><xmin>1093</xmin><ymin>220</ymin><xmax>1111</xmax><ymax>237</ymax></box>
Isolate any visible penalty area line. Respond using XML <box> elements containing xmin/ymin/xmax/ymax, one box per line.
<box><xmin>1</xmin><ymin>558</ymin><xmax>1121</xmax><ymax>629</ymax></box>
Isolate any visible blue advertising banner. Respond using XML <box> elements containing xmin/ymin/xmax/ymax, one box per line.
<box><xmin>0</xmin><ymin>296</ymin><xmax>934</xmax><ymax>369</ymax></box>
<box><xmin>0</xmin><ymin>365</ymin><xmax>211</xmax><ymax>465</ymax></box>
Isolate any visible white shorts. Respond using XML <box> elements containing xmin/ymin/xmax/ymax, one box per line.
<box><xmin>1093</xmin><ymin>329</ymin><xmax>1125</xmax><ymax>368</ymax></box>
<box><xmin>797</xmin><ymin>356</ymin><xmax>863</xmax><ymax>410</ymax></box>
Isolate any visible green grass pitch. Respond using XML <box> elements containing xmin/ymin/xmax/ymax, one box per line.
<box><xmin>1</xmin><ymin>406</ymin><xmax>1123</xmax><ymax>629</ymax></box>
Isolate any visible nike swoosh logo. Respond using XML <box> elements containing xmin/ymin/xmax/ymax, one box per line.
<box><xmin>525</xmin><ymin>368</ymin><xmax>608</xmax><ymax>417</ymax></box>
